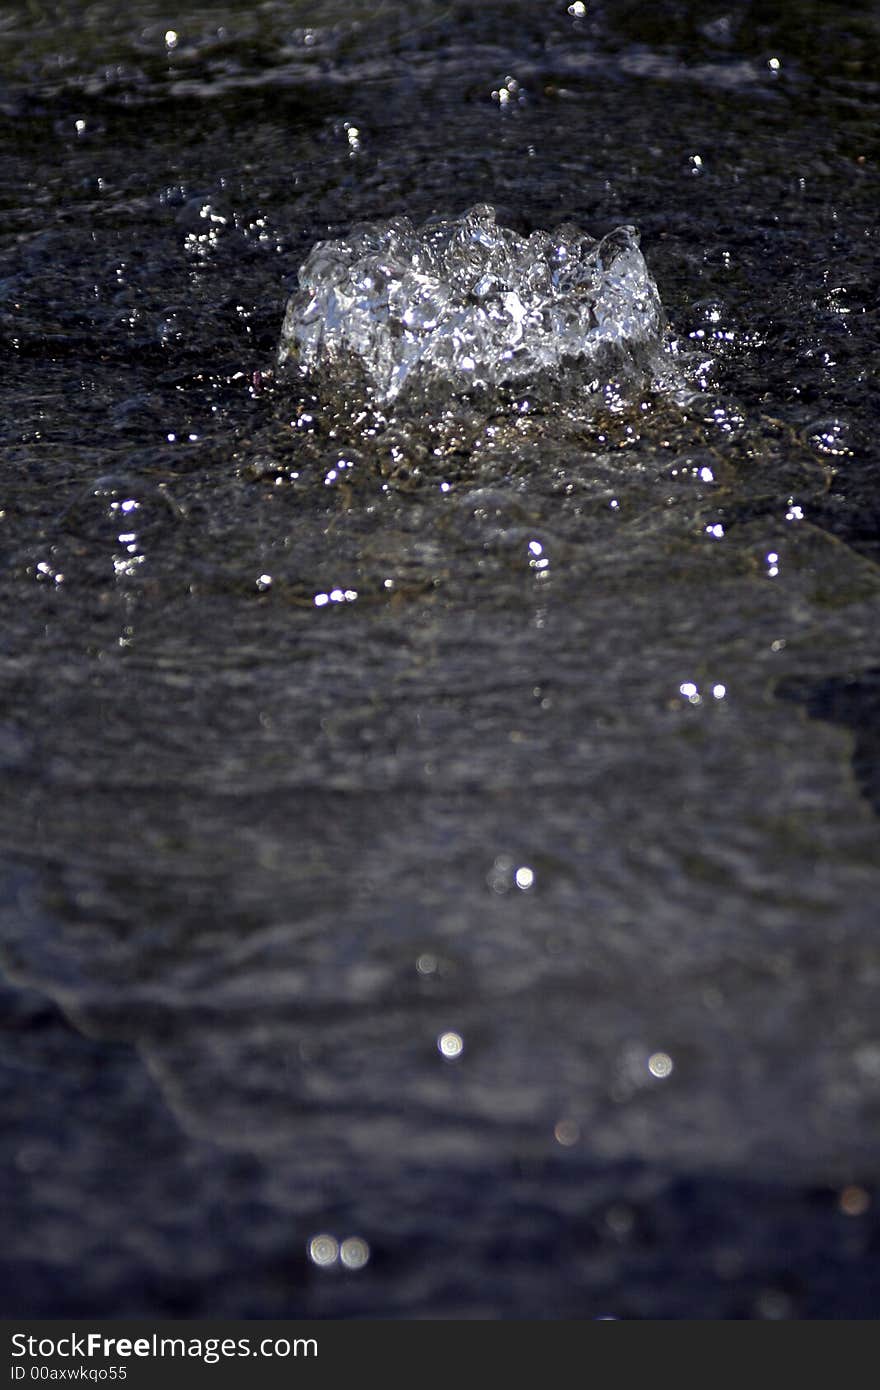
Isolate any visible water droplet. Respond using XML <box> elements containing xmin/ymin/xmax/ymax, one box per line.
<box><xmin>438</xmin><ymin>1031</ymin><xmax>464</xmax><ymax>1059</ymax></box>
<box><xmin>340</xmin><ymin>1237</ymin><xmax>370</xmax><ymax>1269</ymax></box>
<box><xmin>554</xmin><ymin>1118</ymin><xmax>580</xmax><ymax>1146</ymax></box>
<box><xmin>648</xmin><ymin>1052</ymin><xmax>674</xmax><ymax>1078</ymax></box>
<box><xmin>308</xmin><ymin>1234</ymin><xmax>339</xmax><ymax>1267</ymax></box>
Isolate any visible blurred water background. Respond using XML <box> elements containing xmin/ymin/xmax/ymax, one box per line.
<box><xmin>1</xmin><ymin>0</ymin><xmax>879</xmax><ymax>1317</ymax></box>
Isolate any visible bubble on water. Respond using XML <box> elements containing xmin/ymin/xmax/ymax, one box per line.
<box><xmin>44</xmin><ymin>474</ymin><xmax>181</xmax><ymax>588</ymax></box>
<box><xmin>278</xmin><ymin>204</ymin><xmax>667</xmax><ymax>406</ymax></box>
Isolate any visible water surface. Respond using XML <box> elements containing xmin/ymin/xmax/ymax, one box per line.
<box><xmin>1</xmin><ymin>0</ymin><xmax>880</xmax><ymax>1318</ymax></box>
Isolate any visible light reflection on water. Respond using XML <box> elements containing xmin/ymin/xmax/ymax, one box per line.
<box><xmin>0</xmin><ymin>0</ymin><xmax>879</xmax><ymax>1321</ymax></box>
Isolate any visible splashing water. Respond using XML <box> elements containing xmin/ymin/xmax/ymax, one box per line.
<box><xmin>277</xmin><ymin>204</ymin><xmax>667</xmax><ymax>405</ymax></box>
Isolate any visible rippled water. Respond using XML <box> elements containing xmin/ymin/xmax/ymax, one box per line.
<box><xmin>1</xmin><ymin>0</ymin><xmax>880</xmax><ymax>1318</ymax></box>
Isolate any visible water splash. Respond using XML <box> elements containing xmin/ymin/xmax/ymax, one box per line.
<box><xmin>278</xmin><ymin>204</ymin><xmax>667</xmax><ymax>406</ymax></box>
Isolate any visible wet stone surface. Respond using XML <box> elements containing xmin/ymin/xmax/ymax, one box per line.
<box><xmin>1</xmin><ymin>0</ymin><xmax>880</xmax><ymax>1318</ymax></box>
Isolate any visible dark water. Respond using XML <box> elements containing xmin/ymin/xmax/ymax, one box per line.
<box><xmin>1</xmin><ymin>0</ymin><xmax>880</xmax><ymax>1318</ymax></box>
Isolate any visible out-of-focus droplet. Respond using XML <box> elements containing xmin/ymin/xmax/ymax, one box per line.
<box><xmin>554</xmin><ymin>1118</ymin><xmax>580</xmax><ymax>1146</ymax></box>
<box><xmin>648</xmin><ymin>1052</ymin><xmax>674</xmax><ymax>1078</ymax></box>
<box><xmin>340</xmin><ymin>1237</ymin><xmax>370</xmax><ymax>1269</ymax></box>
<box><xmin>839</xmin><ymin>1185</ymin><xmax>870</xmax><ymax>1217</ymax></box>
<box><xmin>308</xmin><ymin>1234</ymin><xmax>339</xmax><ymax>1267</ymax></box>
<box><xmin>438</xmin><ymin>1031</ymin><xmax>464</xmax><ymax>1059</ymax></box>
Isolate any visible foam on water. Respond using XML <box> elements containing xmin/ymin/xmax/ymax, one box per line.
<box><xmin>277</xmin><ymin>204</ymin><xmax>666</xmax><ymax>404</ymax></box>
